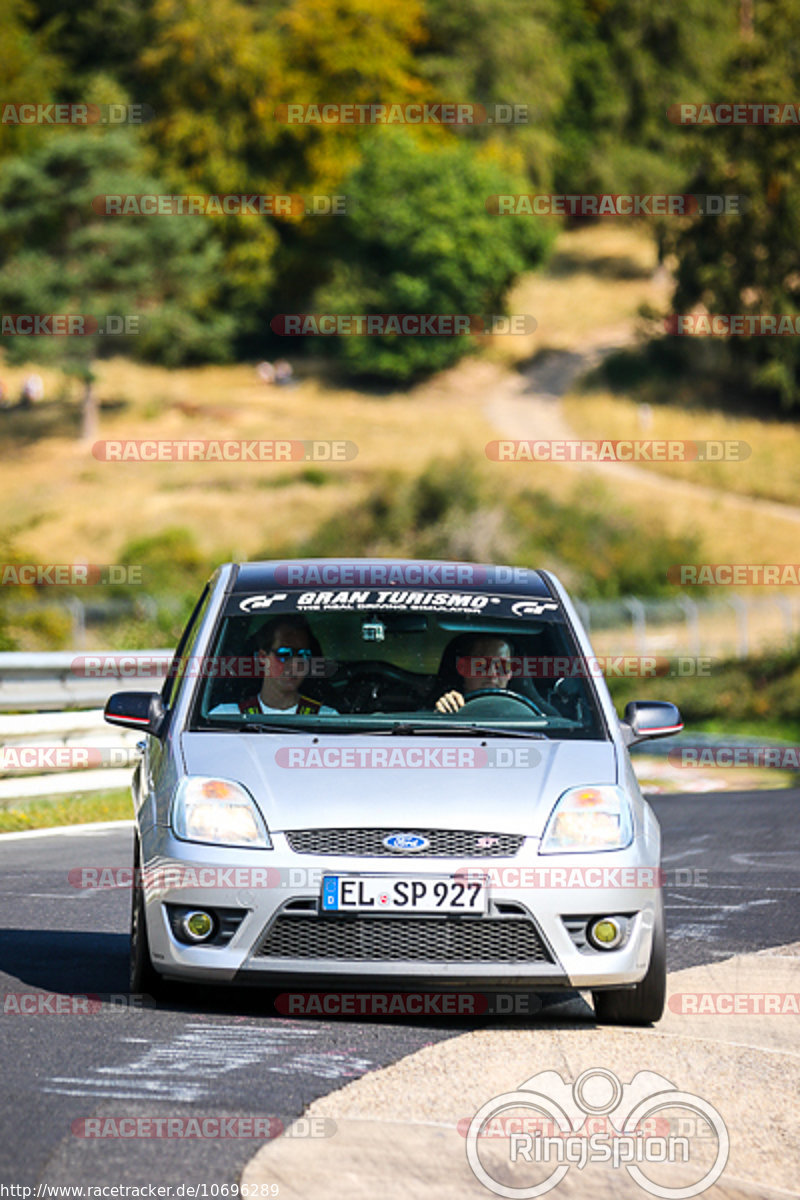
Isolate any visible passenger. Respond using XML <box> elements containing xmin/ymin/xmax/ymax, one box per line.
<box><xmin>210</xmin><ymin>615</ymin><xmax>337</xmax><ymax>716</ymax></box>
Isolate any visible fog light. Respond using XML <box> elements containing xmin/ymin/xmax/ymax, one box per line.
<box><xmin>181</xmin><ymin>910</ymin><xmax>215</xmax><ymax>942</ymax></box>
<box><xmin>588</xmin><ymin>916</ymin><xmax>625</xmax><ymax>950</ymax></box>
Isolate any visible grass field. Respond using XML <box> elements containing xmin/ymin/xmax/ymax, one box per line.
<box><xmin>0</xmin><ymin>788</ymin><xmax>131</xmax><ymax>833</ymax></box>
<box><xmin>562</xmin><ymin>388</ymin><xmax>800</xmax><ymax>508</ymax></box>
<box><xmin>1</xmin><ymin>223</ymin><xmax>799</xmax><ymax>613</ymax></box>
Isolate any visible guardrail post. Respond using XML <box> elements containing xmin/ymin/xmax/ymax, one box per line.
<box><xmin>726</xmin><ymin>596</ymin><xmax>749</xmax><ymax>658</ymax></box>
<box><xmin>574</xmin><ymin>600</ymin><xmax>591</xmax><ymax>632</ymax></box>
<box><xmin>63</xmin><ymin>597</ymin><xmax>86</xmax><ymax>649</ymax></box>
<box><xmin>676</xmin><ymin>595</ymin><xmax>701</xmax><ymax>657</ymax></box>
<box><xmin>622</xmin><ymin>596</ymin><xmax>648</xmax><ymax>656</ymax></box>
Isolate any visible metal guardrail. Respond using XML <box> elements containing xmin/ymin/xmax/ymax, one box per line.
<box><xmin>0</xmin><ymin>707</ymin><xmax>142</xmax><ymax>801</ymax></box>
<box><xmin>0</xmin><ymin>649</ymin><xmax>173</xmax><ymax>712</ymax></box>
<box><xmin>0</xmin><ymin>652</ymin><xmax>170</xmax><ymax>799</ymax></box>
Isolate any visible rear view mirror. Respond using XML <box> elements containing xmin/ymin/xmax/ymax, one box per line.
<box><xmin>621</xmin><ymin>700</ymin><xmax>683</xmax><ymax>746</ymax></box>
<box><xmin>104</xmin><ymin>691</ymin><xmax>165</xmax><ymax>737</ymax></box>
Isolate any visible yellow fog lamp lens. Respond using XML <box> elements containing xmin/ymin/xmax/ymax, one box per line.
<box><xmin>182</xmin><ymin>910</ymin><xmax>214</xmax><ymax>941</ymax></box>
<box><xmin>588</xmin><ymin>916</ymin><xmax>625</xmax><ymax>950</ymax></box>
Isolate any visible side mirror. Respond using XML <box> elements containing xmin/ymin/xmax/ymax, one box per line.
<box><xmin>104</xmin><ymin>691</ymin><xmax>165</xmax><ymax>737</ymax></box>
<box><xmin>621</xmin><ymin>700</ymin><xmax>683</xmax><ymax>746</ymax></box>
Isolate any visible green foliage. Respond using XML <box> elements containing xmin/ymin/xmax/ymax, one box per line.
<box><xmin>0</xmin><ymin>0</ymin><xmax>64</xmax><ymax>159</ymax></box>
<box><xmin>118</xmin><ymin>527</ymin><xmax>209</xmax><ymax>595</ymax></box>
<box><xmin>313</xmin><ymin>133</ymin><xmax>553</xmax><ymax>380</ymax></box>
<box><xmin>417</xmin><ymin>0</ymin><xmax>568</xmax><ymax>186</ymax></box>
<box><xmin>0</xmin><ymin>789</ymin><xmax>132</xmax><ymax>832</ymax></box>
<box><xmin>665</xmin><ymin>0</ymin><xmax>800</xmax><ymax>410</ymax></box>
<box><xmin>552</xmin><ymin>0</ymin><xmax>737</xmax><ymax>196</ymax></box>
<box><xmin>0</xmin><ymin>131</ymin><xmax>235</xmax><ymax>380</ymax></box>
<box><xmin>295</xmin><ymin>458</ymin><xmax>700</xmax><ymax>597</ymax></box>
<box><xmin>607</xmin><ymin>641</ymin><xmax>800</xmax><ymax>733</ymax></box>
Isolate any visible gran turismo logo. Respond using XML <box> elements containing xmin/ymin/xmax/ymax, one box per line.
<box><xmin>239</xmin><ymin>593</ymin><xmax>288</xmax><ymax>612</ymax></box>
<box><xmin>510</xmin><ymin>600</ymin><xmax>560</xmax><ymax>617</ymax></box>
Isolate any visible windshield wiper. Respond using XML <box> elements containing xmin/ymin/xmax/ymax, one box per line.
<box><xmin>383</xmin><ymin>721</ymin><xmax>549</xmax><ymax>739</ymax></box>
<box><xmin>201</xmin><ymin>720</ymin><xmax>306</xmax><ymax>733</ymax></box>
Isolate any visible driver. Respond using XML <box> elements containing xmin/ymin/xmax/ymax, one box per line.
<box><xmin>210</xmin><ymin>615</ymin><xmax>337</xmax><ymax>716</ymax></box>
<box><xmin>434</xmin><ymin>635</ymin><xmax>513</xmax><ymax>714</ymax></box>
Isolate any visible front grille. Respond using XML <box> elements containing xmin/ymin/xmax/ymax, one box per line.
<box><xmin>285</xmin><ymin>828</ymin><xmax>524</xmax><ymax>858</ymax></box>
<box><xmin>255</xmin><ymin>915</ymin><xmax>551</xmax><ymax>963</ymax></box>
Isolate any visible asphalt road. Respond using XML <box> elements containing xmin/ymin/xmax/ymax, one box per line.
<box><xmin>1</xmin><ymin>788</ymin><xmax>798</xmax><ymax>1188</ymax></box>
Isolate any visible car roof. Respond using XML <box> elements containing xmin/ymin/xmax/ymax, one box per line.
<box><xmin>229</xmin><ymin>559</ymin><xmax>553</xmax><ymax>597</ymax></box>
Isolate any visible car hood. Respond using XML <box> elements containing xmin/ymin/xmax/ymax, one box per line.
<box><xmin>179</xmin><ymin>733</ymin><xmax>619</xmax><ymax>837</ymax></box>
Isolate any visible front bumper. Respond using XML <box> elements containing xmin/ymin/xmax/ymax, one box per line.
<box><xmin>141</xmin><ymin>828</ymin><xmax>659</xmax><ymax>991</ymax></box>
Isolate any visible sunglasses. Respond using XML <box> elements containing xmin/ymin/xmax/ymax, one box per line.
<box><xmin>270</xmin><ymin>646</ymin><xmax>313</xmax><ymax>663</ymax></box>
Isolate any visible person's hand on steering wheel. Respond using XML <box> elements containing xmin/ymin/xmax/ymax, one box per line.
<box><xmin>435</xmin><ymin>690</ymin><xmax>465</xmax><ymax>714</ymax></box>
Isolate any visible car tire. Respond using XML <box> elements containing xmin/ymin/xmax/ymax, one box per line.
<box><xmin>129</xmin><ymin>840</ymin><xmax>170</xmax><ymax>1001</ymax></box>
<box><xmin>591</xmin><ymin>892</ymin><xmax>666</xmax><ymax>1026</ymax></box>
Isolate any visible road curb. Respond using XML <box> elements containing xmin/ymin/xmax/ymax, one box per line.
<box><xmin>0</xmin><ymin>818</ymin><xmax>134</xmax><ymax>840</ymax></box>
<box><xmin>241</xmin><ymin>945</ymin><xmax>800</xmax><ymax>1199</ymax></box>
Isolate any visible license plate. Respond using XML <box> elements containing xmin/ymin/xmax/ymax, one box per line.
<box><xmin>321</xmin><ymin>875</ymin><xmax>487</xmax><ymax>914</ymax></box>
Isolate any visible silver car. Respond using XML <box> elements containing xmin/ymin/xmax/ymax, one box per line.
<box><xmin>106</xmin><ymin>559</ymin><xmax>682</xmax><ymax>1025</ymax></box>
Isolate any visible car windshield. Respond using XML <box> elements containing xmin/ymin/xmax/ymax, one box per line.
<box><xmin>188</xmin><ymin>584</ymin><xmax>607</xmax><ymax>740</ymax></box>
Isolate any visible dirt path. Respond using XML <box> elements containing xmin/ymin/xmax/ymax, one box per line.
<box><xmin>483</xmin><ymin>338</ymin><xmax>800</xmax><ymax>527</ymax></box>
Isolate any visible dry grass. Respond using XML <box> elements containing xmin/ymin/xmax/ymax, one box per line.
<box><xmin>0</xmin><ymin>359</ymin><xmax>490</xmax><ymax>564</ymax></box>
<box><xmin>489</xmin><ymin>223</ymin><xmax>669</xmax><ymax>366</ymax></box>
<box><xmin>1</xmin><ymin>224</ymin><xmax>798</xmax><ymax>576</ymax></box>
<box><xmin>562</xmin><ymin>389</ymin><xmax>800</xmax><ymax>507</ymax></box>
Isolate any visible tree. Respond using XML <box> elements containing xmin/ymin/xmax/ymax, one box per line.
<box><xmin>0</xmin><ymin>0</ymin><xmax>64</xmax><ymax>161</ymax></box>
<box><xmin>665</xmin><ymin>0</ymin><xmax>800</xmax><ymax>408</ymax></box>
<box><xmin>551</xmin><ymin>0</ymin><xmax>737</xmax><ymax>197</ymax></box>
<box><xmin>0</xmin><ymin>130</ymin><xmax>234</xmax><ymax>439</ymax></box>
<box><xmin>415</xmin><ymin>0</ymin><xmax>568</xmax><ymax>188</ymax></box>
<box><xmin>310</xmin><ymin>132</ymin><xmax>553</xmax><ymax>381</ymax></box>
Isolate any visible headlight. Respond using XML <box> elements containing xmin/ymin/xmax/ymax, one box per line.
<box><xmin>171</xmin><ymin>777</ymin><xmax>271</xmax><ymax>848</ymax></box>
<box><xmin>539</xmin><ymin>785</ymin><xmax>632</xmax><ymax>853</ymax></box>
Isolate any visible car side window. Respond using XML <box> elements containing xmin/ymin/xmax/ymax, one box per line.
<box><xmin>161</xmin><ymin>584</ymin><xmax>212</xmax><ymax>710</ymax></box>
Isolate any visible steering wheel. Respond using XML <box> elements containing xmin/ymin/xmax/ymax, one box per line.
<box><xmin>461</xmin><ymin>687</ymin><xmax>545</xmax><ymax>716</ymax></box>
